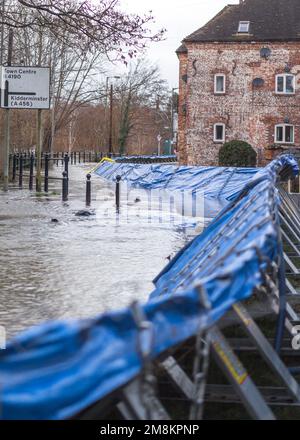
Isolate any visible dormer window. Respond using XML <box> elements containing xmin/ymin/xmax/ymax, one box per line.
<box><xmin>238</xmin><ymin>21</ymin><xmax>250</xmax><ymax>33</ymax></box>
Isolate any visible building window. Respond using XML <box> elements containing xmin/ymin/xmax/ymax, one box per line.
<box><xmin>275</xmin><ymin>124</ymin><xmax>294</xmax><ymax>144</ymax></box>
<box><xmin>214</xmin><ymin>74</ymin><xmax>226</xmax><ymax>94</ymax></box>
<box><xmin>238</xmin><ymin>21</ymin><xmax>250</xmax><ymax>33</ymax></box>
<box><xmin>214</xmin><ymin>123</ymin><xmax>225</xmax><ymax>142</ymax></box>
<box><xmin>276</xmin><ymin>74</ymin><xmax>295</xmax><ymax>94</ymax></box>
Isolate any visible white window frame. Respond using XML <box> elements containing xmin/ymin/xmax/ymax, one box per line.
<box><xmin>238</xmin><ymin>21</ymin><xmax>250</xmax><ymax>33</ymax></box>
<box><xmin>274</xmin><ymin>124</ymin><xmax>295</xmax><ymax>144</ymax></box>
<box><xmin>275</xmin><ymin>74</ymin><xmax>296</xmax><ymax>94</ymax></box>
<box><xmin>214</xmin><ymin>123</ymin><xmax>225</xmax><ymax>143</ymax></box>
<box><xmin>214</xmin><ymin>74</ymin><xmax>226</xmax><ymax>94</ymax></box>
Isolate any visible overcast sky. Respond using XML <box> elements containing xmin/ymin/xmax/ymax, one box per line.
<box><xmin>119</xmin><ymin>0</ymin><xmax>240</xmax><ymax>87</ymax></box>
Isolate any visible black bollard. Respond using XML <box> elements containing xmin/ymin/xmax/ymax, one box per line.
<box><xmin>19</xmin><ymin>154</ymin><xmax>23</xmax><ymax>188</ymax></box>
<box><xmin>86</xmin><ymin>174</ymin><xmax>91</xmax><ymax>206</ymax></box>
<box><xmin>83</xmin><ymin>151</ymin><xmax>86</xmax><ymax>163</ymax></box>
<box><xmin>29</xmin><ymin>153</ymin><xmax>34</xmax><ymax>190</ymax></box>
<box><xmin>62</xmin><ymin>171</ymin><xmax>68</xmax><ymax>202</ymax></box>
<box><xmin>74</xmin><ymin>152</ymin><xmax>77</xmax><ymax>165</ymax></box>
<box><xmin>64</xmin><ymin>153</ymin><xmax>69</xmax><ymax>195</ymax></box>
<box><xmin>64</xmin><ymin>153</ymin><xmax>69</xmax><ymax>175</ymax></box>
<box><xmin>44</xmin><ymin>153</ymin><xmax>49</xmax><ymax>192</ymax></box>
<box><xmin>78</xmin><ymin>152</ymin><xmax>81</xmax><ymax>163</ymax></box>
<box><xmin>116</xmin><ymin>175</ymin><xmax>121</xmax><ymax>211</ymax></box>
<box><xmin>12</xmin><ymin>154</ymin><xmax>17</xmax><ymax>182</ymax></box>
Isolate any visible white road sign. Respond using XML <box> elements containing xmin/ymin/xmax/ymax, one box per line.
<box><xmin>0</xmin><ymin>66</ymin><xmax>50</xmax><ymax>109</ymax></box>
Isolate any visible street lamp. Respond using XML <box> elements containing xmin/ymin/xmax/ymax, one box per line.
<box><xmin>106</xmin><ymin>76</ymin><xmax>120</xmax><ymax>157</ymax></box>
<box><xmin>171</xmin><ymin>87</ymin><xmax>179</xmax><ymax>153</ymax></box>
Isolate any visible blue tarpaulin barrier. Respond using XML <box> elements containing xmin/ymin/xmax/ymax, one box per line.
<box><xmin>0</xmin><ymin>155</ymin><xmax>298</xmax><ymax>420</ymax></box>
<box><xmin>114</xmin><ymin>155</ymin><xmax>177</xmax><ymax>163</ymax></box>
<box><xmin>94</xmin><ymin>161</ymin><xmax>260</xmax><ymax>218</ymax></box>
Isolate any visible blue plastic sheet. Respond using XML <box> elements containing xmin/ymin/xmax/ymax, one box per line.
<box><xmin>115</xmin><ymin>155</ymin><xmax>177</xmax><ymax>162</ymax></box>
<box><xmin>94</xmin><ymin>161</ymin><xmax>259</xmax><ymax>218</ymax></box>
<box><xmin>0</xmin><ymin>155</ymin><xmax>298</xmax><ymax>420</ymax></box>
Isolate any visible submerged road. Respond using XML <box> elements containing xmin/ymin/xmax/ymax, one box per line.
<box><xmin>0</xmin><ymin>163</ymin><xmax>188</xmax><ymax>338</ymax></box>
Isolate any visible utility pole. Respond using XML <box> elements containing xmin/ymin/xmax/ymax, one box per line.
<box><xmin>3</xmin><ymin>28</ymin><xmax>13</xmax><ymax>192</ymax></box>
<box><xmin>36</xmin><ymin>30</ymin><xmax>43</xmax><ymax>193</ymax></box>
<box><xmin>106</xmin><ymin>76</ymin><xmax>120</xmax><ymax>157</ymax></box>
<box><xmin>0</xmin><ymin>0</ymin><xmax>5</xmax><ymax>66</ymax></box>
<box><xmin>108</xmin><ymin>83</ymin><xmax>113</xmax><ymax>157</ymax></box>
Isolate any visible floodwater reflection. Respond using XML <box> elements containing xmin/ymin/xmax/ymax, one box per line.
<box><xmin>0</xmin><ymin>164</ymin><xmax>192</xmax><ymax>338</ymax></box>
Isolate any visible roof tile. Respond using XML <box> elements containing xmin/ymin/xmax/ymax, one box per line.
<box><xmin>183</xmin><ymin>0</ymin><xmax>300</xmax><ymax>43</ymax></box>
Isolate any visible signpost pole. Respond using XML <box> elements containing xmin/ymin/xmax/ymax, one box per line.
<box><xmin>3</xmin><ymin>28</ymin><xmax>13</xmax><ymax>191</ymax></box>
<box><xmin>36</xmin><ymin>109</ymin><xmax>43</xmax><ymax>192</ymax></box>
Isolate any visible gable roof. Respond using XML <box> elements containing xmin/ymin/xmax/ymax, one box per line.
<box><xmin>176</xmin><ymin>43</ymin><xmax>188</xmax><ymax>54</ymax></box>
<box><xmin>184</xmin><ymin>0</ymin><xmax>300</xmax><ymax>43</ymax></box>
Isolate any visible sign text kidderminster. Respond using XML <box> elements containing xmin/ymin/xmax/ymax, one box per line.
<box><xmin>0</xmin><ymin>66</ymin><xmax>50</xmax><ymax>109</ymax></box>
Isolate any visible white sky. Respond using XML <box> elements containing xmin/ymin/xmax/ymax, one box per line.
<box><xmin>119</xmin><ymin>0</ymin><xmax>240</xmax><ymax>87</ymax></box>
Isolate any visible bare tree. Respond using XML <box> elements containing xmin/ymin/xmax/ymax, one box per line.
<box><xmin>7</xmin><ymin>3</ymin><xmax>108</xmax><ymax>152</ymax></box>
<box><xmin>115</xmin><ymin>59</ymin><xmax>170</xmax><ymax>155</ymax></box>
<box><xmin>1</xmin><ymin>0</ymin><xmax>165</xmax><ymax>58</ymax></box>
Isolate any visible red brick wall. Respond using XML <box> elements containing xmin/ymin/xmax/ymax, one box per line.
<box><xmin>177</xmin><ymin>41</ymin><xmax>300</xmax><ymax>166</ymax></box>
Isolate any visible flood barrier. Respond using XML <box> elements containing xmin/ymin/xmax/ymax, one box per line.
<box><xmin>0</xmin><ymin>154</ymin><xmax>298</xmax><ymax>420</ymax></box>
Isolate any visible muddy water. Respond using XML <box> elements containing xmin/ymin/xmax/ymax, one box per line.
<box><xmin>0</xmin><ymin>163</ymin><xmax>195</xmax><ymax>339</ymax></box>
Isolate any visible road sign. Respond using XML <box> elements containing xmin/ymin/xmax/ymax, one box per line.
<box><xmin>0</xmin><ymin>66</ymin><xmax>50</xmax><ymax>109</ymax></box>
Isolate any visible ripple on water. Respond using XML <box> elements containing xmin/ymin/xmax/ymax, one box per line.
<box><xmin>0</xmin><ymin>165</ymin><xmax>190</xmax><ymax>338</ymax></box>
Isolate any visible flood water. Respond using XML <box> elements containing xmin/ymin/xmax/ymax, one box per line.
<box><xmin>0</xmin><ymin>163</ymin><xmax>195</xmax><ymax>339</ymax></box>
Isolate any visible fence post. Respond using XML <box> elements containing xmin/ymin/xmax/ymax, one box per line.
<box><xmin>12</xmin><ymin>153</ymin><xmax>17</xmax><ymax>182</ymax></box>
<box><xmin>44</xmin><ymin>153</ymin><xmax>49</xmax><ymax>192</ymax></box>
<box><xmin>19</xmin><ymin>154</ymin><xmax>23</xmax><ymax>188</ymax></box>
<box><xmin>86</xmin><ymin>173</ymin><xmax>91</xmax><ymax>206</ymax></box>
<box><xmin>29</xmin><ymin>153</ymin><xmax>34</xmax><ymax>190</ymax></box>
<box><xmin>116</xmin><ymin>175</ymin><xmax>121</xmax><ymax>211</ymax></box>
<box><xmin>78</xmin><ymin>152</ymin><xmax>81</xmax><ymax>163</ymax></box>
<box><xmin>62</xmin><ymin>171</ymin><xmax>68</xmax><ymax>202</ymax></box>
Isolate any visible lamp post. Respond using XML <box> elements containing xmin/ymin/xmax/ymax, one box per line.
<box><xmin>106</xmin><ymin>76</ymin><xmax>120</xmax><ymax>157</ymax></box>
<box><xmin>171</xmin><ymin>87</ymin><xmax>179</xmax><ymax>154</ymax></box>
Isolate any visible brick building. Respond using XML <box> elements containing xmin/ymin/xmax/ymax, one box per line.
<box><xmin>177</xmin><ymin>0</ymin><xmax>300</xmax><ymax>166</ymax></box>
